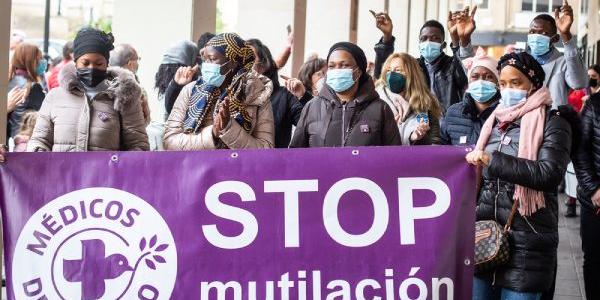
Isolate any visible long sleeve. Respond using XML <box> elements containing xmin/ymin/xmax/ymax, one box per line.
<box><xmin>164</xmin><ymin>79</ymin><xmax>184</xmax><ymax>115</ymax></box>
<box><xmin>119</xmin><ymin>95</ymin><xmax>150</xmax><ymax>151</ymax></box>
<box><xmin>163</xmin><ymin>83</ymin><xmax>216</xmax><ymax>150</ymax></box>
<box><xmin>573</xmin><ymin>101</ymin><xmax>600</xmax><ymax>199</ymax></box>
<box><xmin>289</xmin><ymin>100</ymin><xmax>313</xmax><ymax>148</ymax></box>
<box><xmin>27</xmin><ymin>94</ymin><xmax>54</xmax><ymax>152</ymax></box>
<box><xmin>288</xmin><ymin>92</ymin><xmax>306</xmax><ymax>126</ymax></box>
<box><xmin>487</xmin><ymin>114</ymin><xmax>572</xmax><ymax>192</ymax></box>
<box><xmin>219</xmin><ymin>101</ymin><xmax>275</xmax><ymax>149</ymax></box>
<box><xmin>382</xmin><ymin>103</ymin><xmax>401</xmax><ymax>145</ymax></box>
<box><xmin>450</xmin><ymin>45</ymin><xmax>469</xmax><ymax>98</ymax></box>
<box><xmin>374</xmin><ymin>36</ymin><xmax>395</xmax><ymax>80</ymax></box>
<box><xmin>562</xmin><ymin>38</ymin><xmax>587</xmax><ymax>91</ymax></box>
<box><xmin>440</xmin><ymin>116</ymin><xmax>451</xmax><ymax>145</ymax></box>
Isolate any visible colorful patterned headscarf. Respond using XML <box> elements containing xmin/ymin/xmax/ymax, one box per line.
<box><xmin>183</xmin><ymin>33</ymin><xmax>256</xmax><ymax>135</ymax></box>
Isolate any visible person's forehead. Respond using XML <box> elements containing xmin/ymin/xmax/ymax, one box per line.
<box><xmin>500</xmin><ymin>66</ymin><xmax>526</xmax><ymax>78</ymax></box>
<box><xmin>329</xmin><ymin>50</ymin><xmax>357</xmax><ymax>63</ymax></box>
<box><xmin>471</xmin><ymin>66</ymin><xmax>493</xmax><ymax>75</ymax></box>
<box><xmin>530</xmin><ymin>19</ymin><xmax>553</xmax><ymax>32</ymax></box>
<box><xmin>420</xmin><ymin>26</ymin><xmax>443</xmax><ymax>37</ymax></box>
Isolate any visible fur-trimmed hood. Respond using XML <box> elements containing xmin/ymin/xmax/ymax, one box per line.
<box><xmin>59</xmin><ymin>62</ymin><xmax>142</xmax><ymax>112</ymax></box>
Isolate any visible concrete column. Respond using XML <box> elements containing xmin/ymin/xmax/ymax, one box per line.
<box><xmin>112</xmin><ymin>0</ymin><xmax>216</xmax><ymax>121</ymax></box>
<box><xmin>349</xmin><ymin>0</ymin><xmax>359</xmax><ymax>43</ymax></box>
<box><xmin>292</xmin><ymin>0</ymin><xmax>307</xmax><ymax>77</ymax></box>
<box><xmin>192</xmin><ymin>0</ymin><xmax>217</xmax><ymax>41</ymax></box>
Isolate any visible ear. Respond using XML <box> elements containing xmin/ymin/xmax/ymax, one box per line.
<box><xmin>551</xmin><ymin>34</ymin><xmax>560</xmax><ymax>44</ymax></box>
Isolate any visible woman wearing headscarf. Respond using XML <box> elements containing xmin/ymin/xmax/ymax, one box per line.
<box><xmin>27</xmin><ymin>27</ymin><xmax>149</xmax><ymax>152</ymax></box>
<box><xmin>441</xmin><ymin>47</ymin><xmax>500</xmax><ymax>145</ymax></box>
<box><xmin>289</xmin><ymin>42</ymin><xmax>400</xmax><ymax>147</ymax></box>
<box><xmin>376</xmin><ymin>53</ymin><xmax>441</xmax><ymax>145</ymax></box>
<box><xmin>466</xmin><ymin>52</ymin><xmax>572</xmax><ymax>300</ymax></box>
<box><xmin>163</xmin><ymin>33</ymin><xmax>274</xmax><ymax>150</ymax></box>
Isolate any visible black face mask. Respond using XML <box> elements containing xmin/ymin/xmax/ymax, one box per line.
<box><xmin>76</xmin><ymin>68</ymin><xmax>108</xmax><ymax>87</ymax></box>
<box><xmin>590</xmin><ymin>78</ymin><xmax>598</xmax><ymax>88</ymax></box>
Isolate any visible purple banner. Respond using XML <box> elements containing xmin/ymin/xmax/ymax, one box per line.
<box><xmin>0</xmin><ymin>146</ymin><xmax>475</xmax><ymax>300</ymax></box>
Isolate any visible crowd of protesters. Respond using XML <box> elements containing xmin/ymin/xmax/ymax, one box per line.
<box><xmin>4</xmin><ymin>0</ymin><xmax>600</xmax><ymax>299</ymax></box>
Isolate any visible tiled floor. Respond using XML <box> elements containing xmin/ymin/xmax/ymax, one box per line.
<box><xmin>555</xmin><ymin>194</ymin><xmax>586</xmax><ymax>300</ymax></box>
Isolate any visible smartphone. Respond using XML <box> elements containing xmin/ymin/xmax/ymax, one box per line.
<box><xmin>286</xmin><ymin>25</ymin><xmax>292</xmax><ymax>34</ymax></box>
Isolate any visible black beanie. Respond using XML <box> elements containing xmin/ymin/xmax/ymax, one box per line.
<box><xmin>327</xmin><ymin>42</ymin><xmax>368</xmax><ymax>75</ymax></box>
<box><xmin>73</xmin><ymin>27</ymin><xmax>115</xmax><ymax>62</ymax></box>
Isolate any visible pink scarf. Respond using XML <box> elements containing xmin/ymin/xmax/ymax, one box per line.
<box><xmin>475</xmin><ymin>87</ymin><xmax>553</xmax><ymax>216</ymax></box>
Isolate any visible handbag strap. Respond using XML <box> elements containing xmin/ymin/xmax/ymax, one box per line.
<box><xmin>503</xmin><ymin>199</ymin><xmax>519</xmax><ymax>233</ymax></box>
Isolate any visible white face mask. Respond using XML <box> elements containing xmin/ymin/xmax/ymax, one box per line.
<box><xmin>314</xmin><ymin>77</ymin><xmax>325</xmax><ymax>95</ymax></box>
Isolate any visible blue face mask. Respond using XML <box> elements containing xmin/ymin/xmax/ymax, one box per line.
<box><xmin>419</xmin><ymin>41</ymin><xmax>442</xmax><ymax>62</ymax></box>
<box><xmin>36</xmin><ymin>59</ymin><xmax>47</xmax><ymax>76</ymax></box>
<box><xmin>500</xmin><ymin>88</ymin><xmax>528</xmax><ymax>107</ymax></box>
<box><xmin>527</xmin><ymin>34</ymin><xmax>552</xmax><ymax>57</ymax></box>
<box><xmin>467</xmin><ymin>80</ymin><xmax>498</xmax><ymax>103</ymax></box>
<box><xmin>326</xmin><ymin>68</ymin><xmax>356</xmax><ymax>93</ymax></box>
<box><xmin>201</xmin><ymin>62</ymin><xmax>228</xmax><ymax>87</ymax></box>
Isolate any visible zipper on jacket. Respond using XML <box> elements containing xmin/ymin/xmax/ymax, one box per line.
<box><xmin>341</xmin><ymin>104</ymin><xmax>347</xmax><ymax>146</ymax></box>
<box><xmin>492</xmin><ymin>131</ymin><xmax>506</xmax><ymax>287</ymax></box>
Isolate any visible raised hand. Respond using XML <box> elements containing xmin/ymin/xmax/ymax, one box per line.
<box><xmin>555</xmin><ymin>0</ymin><xmax>574</xmax><ymax>41</ymax></box>
<box><xmin>449</xmin><ymin>5</ymin><xmax>477</xmax><ymax>46</ymax></box>
<box><xmin>370</xmin><ymin>10</ymin><xmax>393</xmax><ymax>42</ymax></box>
<box><xmin>174</xmin><ymin>65</ymin><xmax>198</xmax><ymax>86</ymax></box>
<box><xmin>281</xmin><ymin>75</ymin><xmax>306</xmax><ymax>99</ymax></box>
<box><xmin>7</xmin><ymin>86</ymin><xmax>26</xmax><ymax>113</ymax></box>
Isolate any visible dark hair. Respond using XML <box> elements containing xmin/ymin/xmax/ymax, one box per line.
<box><xmin>589</xmin><ymin>64</ymin><xmax>600</xmax><ymax>75</ymax></box>
<box><xmin>246</xmin><ymin>38</ymin><xmax>279</xmax><ymax>88</ymax></box>
<box><xmin>532</xmin><ymin>14</ymin><xmax>557</xmax><ymax>35</ymax></box>
<box><xmin>197</xmin><ymin>32</ymin><xmax>215</xmax><ymax>50</ymax></box>
<box><xmin>298</xmin><ymin>57</ymin><xmax>326</xmax><ymax>94</ymax></box>
<box><xmin>420</xmin><ymin>20</ymin><xmax>445</xmax><ymax>40</ymax></box>
<box><xmin>62</xmin><ymin>41</ymin><xmax>74</xmax><ymax>60</ymax></box>
<box><xmin>154</xmin><ymin>63</ymin><xmax>185</xmax><ymax>95</ymax></box>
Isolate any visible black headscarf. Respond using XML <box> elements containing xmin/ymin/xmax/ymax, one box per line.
<box><xmin>73</xmin><ymin>27</ymin><xmax>115</xmax><ymax>62</ymax></box>
<box><xmin>498</xmin><ymin>52</ymin><xmax>546</xmax><ymax>91</ymax></box>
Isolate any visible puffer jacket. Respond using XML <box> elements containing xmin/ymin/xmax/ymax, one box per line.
<box><xmin>440</xmin><ymin>93</ymin><xmax>499</xmax><ymax>145</ymax></box>
<box><xmin>289</xmin><ymin>76</ymin><xmax>401</xmax><ymax>147</ymax></box>
<box><xmin>574</xmin><ymin>94</ymin><xmax>600</xmax><ymax>211</ymax></box>
<box><xmin>476</xmin><ymin>109</ymin><xmax>571</xmax><ymax>292</ymax></box>
<box><xmin>163</xmin><ymin>71</ymin><xmax>275</xmax><ymax>150</ymax></box>
<box><xmin>27</xmin><ymin>62</ymin><xmax>149</xmax><ymax>152</ymax></box>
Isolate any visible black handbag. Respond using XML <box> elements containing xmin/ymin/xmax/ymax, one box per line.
<box><xmin>474</xmin><ymin>197</ymin><xmax>518</xmax><ymax>273</ymax></box>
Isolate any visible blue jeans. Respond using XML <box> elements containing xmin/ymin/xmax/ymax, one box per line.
<box><xmin>473</xmin><ymin>277</ymin><xmax>541</xmax><ymax>300</ymax></box>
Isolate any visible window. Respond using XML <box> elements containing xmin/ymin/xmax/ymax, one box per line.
<box><xmin>522</xmin><ymin>0</ymin><xmax>562</xmax><ymax>13</ymax></box>
<box><xmin>474</xmin><ymin>0</ymin><xmax>489</xmax><ymax>9</ymax></box>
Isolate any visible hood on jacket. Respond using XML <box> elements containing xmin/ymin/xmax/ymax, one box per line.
<box><xmin>59</xmin><ymin>62</ymin><xmax>142</xmax><ymax>113</ymax></box>
<box><xmin>318</xmin><ymin>75</ymin><xmax>379</xmax><ymax>107</ymax></box>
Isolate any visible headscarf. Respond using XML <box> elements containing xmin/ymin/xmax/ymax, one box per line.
<box><xmin>73</xmin><ymin>27</ymin><xmax>114</xmax><ymax>62</ymax></box>
<box><xmin>161</xmin><ymin>40</ymin><xmax>198</xmax><ymax>66</ymax></box>
<box><xmin>498</xmin><ymin>52</ymin><xmax>545</xmax><ymax>91</ymax></box>
<box><xmin>463</xmin><ymin>47</ymin><xmax>499</xmax><ymax>81</ymax></box>
<box><xmin>183</xmin><ymin>33</ymin><xmax>255</xmax><ymax>134</ymax></box>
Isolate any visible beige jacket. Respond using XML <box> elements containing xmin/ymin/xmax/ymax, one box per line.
<box><xmin>27</xmin><ymin>62</ymin><xmax>149</xmax><ymax>152</ymax></box>
<box><xmin>163</xmin><ymin>71</ymin><xmax>275</xmax><ymax>150</ymax></box>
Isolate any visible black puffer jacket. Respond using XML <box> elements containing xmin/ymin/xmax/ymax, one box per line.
<box><xmin>574</xmin><ymin>95</ymin><xmax>600</xmax><ymax>211</ymax></box>
<box><xmin>440</xmin><ymin>93</ymin><xmax>499</xmax><ymax>145</ymax></box>
<box><xmin>476</xmin><ymin>109</ymin><xmax>571</xmax><ymax>292</ymax></box>
<box><xmin>289</xmin><ymin>76</ymin><xmax>401</xmax><ymax>147</ymax></box>
<box><xmin>270</xmin><ymin>85</ymin><xmax>311</xmax><ymax>148</ymax></box>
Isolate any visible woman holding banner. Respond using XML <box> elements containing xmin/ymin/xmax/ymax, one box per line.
<box><xmin>466</xmin><ymin>52</ymin><xmax>572</xmax><ymax>300</ymax></box>
<box><xmin>26</xmin><ymin>27</ymin><xmax>149</xmax><ymax>152</ymax></box>
<box><xmin>163</xmin><ymin>33</ymin><xmax>275</xmax><ymax>150</ymax></box>
<box><xmin>289</xmin><ymin>42</ymin><xmax>400</xmax><ymax>147</ymax></box>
